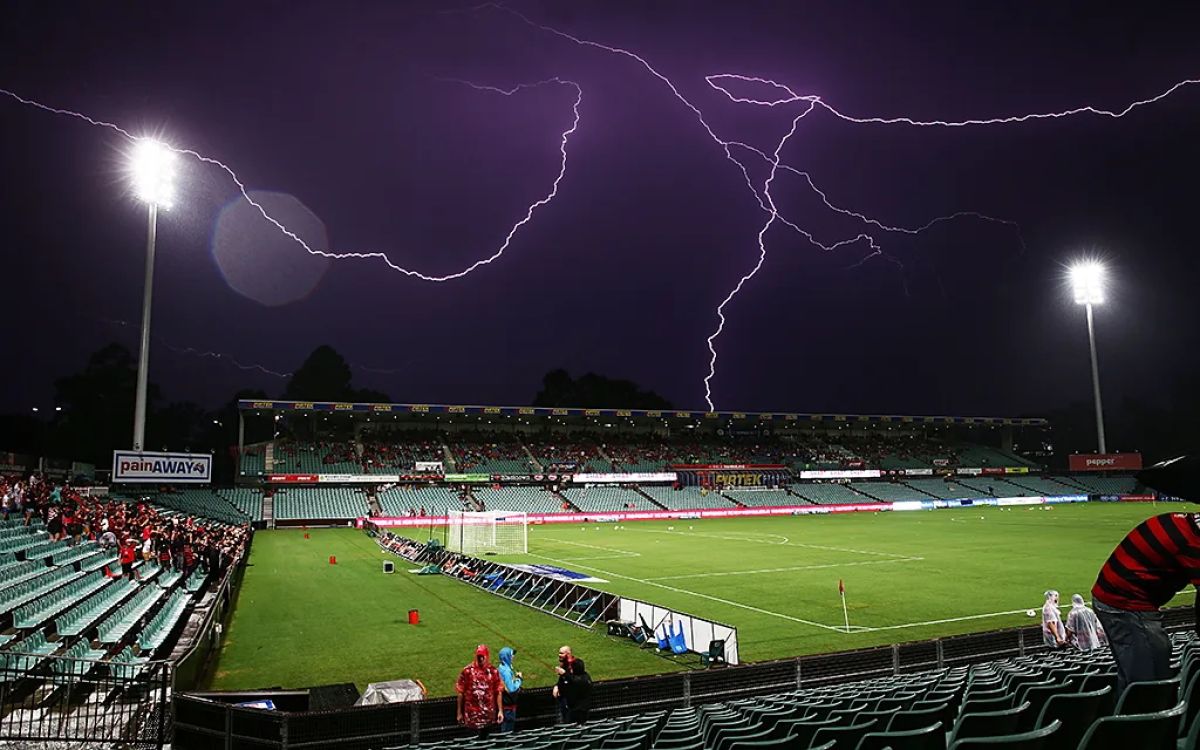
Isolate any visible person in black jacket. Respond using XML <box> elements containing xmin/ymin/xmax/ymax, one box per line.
<box><xmin>562</xmin><ymin>658</ymin><xmax>592</xmax><ymax>724</ymax></box>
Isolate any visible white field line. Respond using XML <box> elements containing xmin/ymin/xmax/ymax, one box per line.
<box><xmin>646</xmin><ymin>556</ymin><xmax>924</xmax><ymax>581</ymax></box>
<box><xmin>859</xmin><ymin>609</ymin><xmax>1044</xmax><ymax>631</ymax></box>
<box><xmin>529</xmin><ymin>553</ymin><xmax>851</xmax><ymax>633</ymax></box>
<box><xmin>548</xmin><ymin>538</ymin><xmax>642</xmax><ymax>558</ymax></box>
<box><xmin>623</xmin><ymin>527</ymin><xmax>913</xmax><ymax>559</ymax></box>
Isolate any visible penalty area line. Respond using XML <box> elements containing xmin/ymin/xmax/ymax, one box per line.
<box><xmin>529</xmin><ymin>553</ymin><xmax>851</xmax><ymax>633</ymax></box>
<box><xmin>645</xmin><ymin>556</ymin><xmax>924</xmax><ymax>581</ymax></box>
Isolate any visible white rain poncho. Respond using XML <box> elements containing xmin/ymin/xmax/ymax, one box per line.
<box><xmin>1042</xmin><ymin>590</ymin><xmax>1065</xmax><ymax>647</ymax></box>
<box><xmin>1066</xmin><ymin>594</ymin><xmax>1108</xmax><ymax>651</ymax></box>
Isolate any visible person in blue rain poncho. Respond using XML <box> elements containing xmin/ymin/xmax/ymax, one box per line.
<box><xmin>497</xmin><ymin>647</ymin><xmax>523</xmax><ymax>732</ymax></box>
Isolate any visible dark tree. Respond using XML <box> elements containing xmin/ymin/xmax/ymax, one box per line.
<box><xmin>284</xmin><ymin>345</ymin><xmax>353</xmax><ymax>402</ymax></box>
<box><xmin>532</xmin><ymin>370</ymin><xmax>673</xmax><ymax>410</ymax></box>
<box><xmin>51</xmin><ymin>343</ymin><xmax>158</xmax><ymax>464</ymax></box>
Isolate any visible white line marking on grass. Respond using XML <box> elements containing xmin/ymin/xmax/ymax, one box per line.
<box><xmin>857</xmin><ymin>609</ymin><xmax>1041</xmax><ymax>632</ymax></box>
<box><xmin>625</xmin><ymin>528</ymin><xmax>912</xmax><ymax>559</ymax></box>
<box><xmin>549</xmin><ymin>539</ymin><xmax>642</xmax><ymax>558</ymax></box>
<box><xmin>646</xmin><ymin>556</ymin><xmax>924</xmax><ymax>581</ymax></box>
<box><xmin>529</xmin><ymin>553</ymin><xmax>851</xmax><ymax>633</ymax></box>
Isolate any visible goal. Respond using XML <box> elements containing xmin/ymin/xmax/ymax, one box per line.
<box><xmin>446</xmin><ymin>511</ymin><xmax>529</xmax><ymax>555</ymax></box>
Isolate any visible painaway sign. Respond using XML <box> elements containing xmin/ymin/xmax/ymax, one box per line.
<box><xmin>112</xmin><ymin>450</ymin><xmax>212</xmax><ymax>484</ymax></box>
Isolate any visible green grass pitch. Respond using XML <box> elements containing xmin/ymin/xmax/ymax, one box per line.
<box><xmin>206</xmin><ymin>503</ymin><xmax>1189</xmax><ymax>697</ymax></box>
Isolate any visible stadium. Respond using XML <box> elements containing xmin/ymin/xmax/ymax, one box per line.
<box><xmin>1</xmin><ymin>398</ymin><xmax>1191</xmax><ymax>749</ymax></box>
<box><xmin>4</xmin><ymin>3</ymin><xmax>1200</xmax><ymax>750</ymax></box>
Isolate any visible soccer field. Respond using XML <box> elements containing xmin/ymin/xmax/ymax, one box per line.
<box><xmin>206</xmin><ymin>502</ymin><xmax>1187</xmax><ymax>697</ymax></box>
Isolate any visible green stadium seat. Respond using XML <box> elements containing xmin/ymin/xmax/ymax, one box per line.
<box><xmin>948</xmin><ymin>703</ymin><xmax>1030</xmax><ymax>746</ymax></box>
<box><xmin>947</xmin><ymin>720</ymin><xmax>1060</xmax><ymax>749</ymax></box>
<box><xmin>1077</xmin><ymin>703</ymin><xmax>1185</xmax><ymax>750</ymax></box>
<box><xmin>809</xmin><ymin>720</ymin><xmax>878</xmax><ymax>749</ymax></box>
<box><xmin>1115</xmin><ymin>678</ymin><xmax>1181</xmax><ymax>716</ymax></box>
<box><xmin>854</xmin><ymin>721</ymin><xmax>943</xmax><ymax>750</ymax></box>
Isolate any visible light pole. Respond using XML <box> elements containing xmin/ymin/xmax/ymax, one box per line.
<box><xmin>129</xmin><ymin>139</ymin><xmax>177</xmax><ymax>452</ymax></box>
<box><xmin>1069</xmin><ymin>262</ymin><xmax>1107</xmax><ymax>454</ymax></box>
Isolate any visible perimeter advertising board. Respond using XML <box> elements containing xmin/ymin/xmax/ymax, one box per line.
<box><xmin>112</xmin><ymin>450</ymin><xmax>212</xmax><ymax>484</ymax></box>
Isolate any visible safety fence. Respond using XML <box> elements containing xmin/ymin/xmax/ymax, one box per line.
<box><xmin>0</xmin><ymin>653</ymin><xmax>172</xmax><ymax>748</ymax></box>
<box><xmin>171</xmin><ymin>605</ymin><xmax>1195</xmax><ymax>749</ymax></box>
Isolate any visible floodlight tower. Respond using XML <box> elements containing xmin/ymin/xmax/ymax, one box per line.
<box><xmin>129</xmin><ymin>139</ymin><xmax>177</xmax><ymax>452</ymax></box>
<box><xmin>1069</xmin><ymin>262</ymin><xmax>1107</xmax><ymax>454</ymax></box>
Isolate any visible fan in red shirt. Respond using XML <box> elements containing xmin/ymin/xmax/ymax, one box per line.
<box><xmin>1092</xmin><ymin>456</ymin><xmax>1200</xmax><ymax>695</ymax></box>
<box><xmin>455</xmin><ymin>645</ymin><xmax>502</xmax><ymax>737</ymax></box>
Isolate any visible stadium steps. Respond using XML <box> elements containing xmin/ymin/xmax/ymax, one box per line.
<box><xmin>441</xmin><ymin>443</ymin><xmax>456</xmax><ymax>471</ymax></box>
<box><xmin>262</xmin><ymin>494</ymin><xmax>274</xmax><ymax>526</ymax></box>
<box><xmin>553</xmin><ymin>491</ymin><xmax>581</xmax><ymax>513</ymax></box>
<box><xmin>264</xmin><ymin>441</ymin><xmax>275</xmax><ymax>473</ymax></box>
<box><xmin>522</xmin><ymin>444</ymin><xmax>543</xmax><ymax>473</ymax></box>
<box><xmin>367</xmin><ymin>492</ymin><xmax>383</xmax><ymax>516</ymax></box>
<box><xmin>634</xmin><ymin>488</ymin><xmax>670</xmax><ymax>511</ymax></box>
<box><xmin>719</xmin><ymin>491</ymin><xmax>746</xmax><ymax>508</ymax></box>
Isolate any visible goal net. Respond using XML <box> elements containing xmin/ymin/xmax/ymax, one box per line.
<box><xmin>446</xmin><ymin>511</ymin><xmax>529</xmax><ymax>555</ymax></box>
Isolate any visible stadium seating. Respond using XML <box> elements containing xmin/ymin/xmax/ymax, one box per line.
<box><xmin>272</xmin><ymin>441</ymin><xmax>360</xmax><ymax>473</ymax></box>
<box><xmin>561</xmin><ymin>486</ymin><xmax>659</xmax><ymax>512</ymax></box>
<box><xmin>789</xmin><ymin>483</ymin><xmax>878</xmax><ymax>504</ymax></box>
<box><xmin>378</xmin><ymin>486</ymin><xmax>467</xmax><ymax>516</ymax></box>
<box><xmin>472</xmin><ymin>486</ymin><xmax>567</xmax><ymax>514</ymax></box>
<box><xmin>273</xmin><ymin>487</ymin><xmax>369</xmax><ymax>520</ymax></box>
<box><xmin>56</xmin><ymin>578</ymin><xmax>139</xmax><ymax>637</ymax></box>
<box><xmin>721</xmin><ymin>488</ymin><xmax>802</xmax><ymax>507</ymax></box>
<box><xmin>12</xmin><ymin>571</ymin><xmax>109</xmax><ymax>628</ymax></box>
<box><xmin>139</xmin><ymin>589</ymin><xmax>191</xmax><ymax>652</ymax></box>
<box><xmin>1002</xmin><ymin>476</ymin><xmax>1088</xmax><ymax>497</ymax></box>
<box><xmin>904</xmin><ymin>478</ymin><xmax>981</xmax><ymax>500</ymax></box>
<box><xmin>239</xmin><ymin>446</ymin><xmax>266</xmax><ymax>477</ymax></box>
<box><xmin>402</xmin><ymin>632</ymin><xmax>1198</xmax><ymax>750</ymax></box>
<box><xmin>535</xmin><ymin>441</ymin><xmax>610</xmax><ymax>472</ymax></box>
<box><xmin>96</xmin><ymin>583</ymin><xmax>166</xmax><ymax>644</ymax></box>
<box><xmin>151</xmin><ymin>489</ymin><xmax>250</xmax><ymax>525</ymax></box>
<box><xmin>643</xmin><ymin>486</ymin><xmax>738</xmax><ymax>510</ymax></box>
<box><xmin>448</xmin><ymin>435</ymin><xmax>535</xmax><ymax>474</ymax></box>
<box><xmin>219</xmin><ymin>488</ymin><xmax>264</xmax><ymax>521</ymax></box>
<box><xmin>1059</xmin><ymin>474</ymin><xmax>1138</xmax><ymax>496</ymax></box>
<box><xmin>848</xmin><ymin>481</ymin><xmax>935</xmax><ymax>502</ymax></box>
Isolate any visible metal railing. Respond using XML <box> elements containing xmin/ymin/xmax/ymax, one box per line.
<box><xmin>0</xmin><ymin>653</ymin><xmax>171</xmax><ymax>748</ymax></box>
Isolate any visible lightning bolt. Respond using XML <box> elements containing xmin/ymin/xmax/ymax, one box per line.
<box><xmin>477</xmin><ymin>5</ymin><xmax>1197</xmax><ymax>411</ymax></box>
<box><xmin>705</xmin><ymin>72</ymin><xmax>1200</xmax><ymax>126</ymax></box>
<box><xmin>4</xmin><ymin>11</ymin><xmax>1198</xmax><ymax>414</ymax></box>
<box><xmin>0</xmin><ymin>76</ymin><xmax>581</xmax><ymax>282</ymax></box>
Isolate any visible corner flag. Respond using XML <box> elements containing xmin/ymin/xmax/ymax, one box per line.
<box><xmin>838</xmin><ymin>579</ymin><xmax>850</xmax><ymax>633</ymax></box>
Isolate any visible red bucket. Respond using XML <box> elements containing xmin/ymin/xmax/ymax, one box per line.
<box><xmin>408</xmin><ymin>609</ymin><xmax>420</xmax><ymax>625</ymax></box>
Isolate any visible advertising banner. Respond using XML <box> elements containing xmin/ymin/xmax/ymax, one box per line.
<box><xmin>317</xmin><ymin>474</ymin><xmax>399</xmax><ymax>483</ymax></box>
<box><xmin>1068</xmin><ymin>453</ymin><xmax>1143</xmax><ymax>472</ymax></box>
<box><xmin>797</xmin><ymin>469</ymin><xmax>881</xmax><ymax>480</ymax></box>
<box><xmin>267</xmin><ymin>474</ymin><xmax>319</xmax><ymax>484</ymax></box>
<box><xmin>112</xmin><ymin>450</ymin><xmax>212</xmax><ymax>484</ymax></box>
<box><xmin>1003</xmin><ymin>466</ymin><xmax>1030</xmax><ymax>475</ymax></box>
<box><xmin>956</xmin><ymin>467</ymin><xmax>983</xmax><ymax>476</ymax></box>
<box><xmin>900</xmin><ymin>468</ymin><xmax>935</xmax><ymax>477</ymax></box>
<box><xmin>443</xmin><ymin>473</ymin><xmax>493</xmax><ymax>483</ymax></box>
<box><xmin>571</xmin><ymin>472</ymin><xmax>677</xmax><ymax>484</ymax></box>
<box><xmin>414</xmin><ymin>461</ymin><xmax>444</xmax><ymax>473</ymax></box>
<box><xmin>670</xmin><ymin>464</ymin><xmax>786</xmax><ymax>471</ymax></box>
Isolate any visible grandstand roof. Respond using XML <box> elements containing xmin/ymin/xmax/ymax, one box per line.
<box><xmin>237</xmin><ymin>399</ymin><xmax>1047</xmax><ymax>426</ymax></box>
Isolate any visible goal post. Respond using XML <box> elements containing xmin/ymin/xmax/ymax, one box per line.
<box><xmin>446</xmin><ymin>511</ymin><xmax>529</xmax><ymax>555</ymax></box>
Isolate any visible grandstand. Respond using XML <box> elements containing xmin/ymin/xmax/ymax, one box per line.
<box><xmin>378</xmin><ymin>485</ymin><xmax>466</xmax><ymax>515</ymax></box>
<box><xmin>642</xmin><ymin>486</ymin><xmax>737</xmax><ymax>510</ymax></box>
<box><xmin>272</xmin><ymin>487</ymin><xmax>369</xmax><ymax>520</ymax></box>
<box><xmin>790</xmin><ymin>482</ymin><xmax>880</xmax><ymax>505</ymax></box>
<box><xmin>389</xmin><ymin>633</ymin><xmax>1198</xmax><ymax>750</ymax></box>
<box><xmin>721</xmin><ymin>488</ymin><xmax>801</xmax><ymax>507</ymax></box>
<box><xmin>473</xmin><ymin>486</ymin><xmax>567</xmax><ymax>514</ymax></box>
<box><xmin>561</xmin><ymin>486</ymin><xmax>660</xmax><ymax>512</ymax></box>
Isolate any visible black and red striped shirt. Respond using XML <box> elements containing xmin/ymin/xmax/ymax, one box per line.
<box><xmin>1093</xmin><ymin>513</ymin><xmax>1200</xmax><ymax>611</ymax></box>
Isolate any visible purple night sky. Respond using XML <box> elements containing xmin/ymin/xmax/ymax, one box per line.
<box><xmin>1</xmin><ymin>1</ymin><xmax>1197</xmax><ymax>417</ymax></box>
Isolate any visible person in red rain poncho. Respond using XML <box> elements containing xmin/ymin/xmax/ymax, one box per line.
<box><xmin>455</xmin><ymin>644</ymin><xmax>502</xmax><ymax>737</ymax></box>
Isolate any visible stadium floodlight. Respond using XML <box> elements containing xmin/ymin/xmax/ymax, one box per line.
<box><xmin>128</xmin><ymin>138</ymin><xmax>179</xmax><ymax>452</ymax></box>
<box><xmin>1069</xmin><ymin>261</ymin><xmax>1107</xmax><ymax>454</ymax></box>
<box><xmin>130</xmin><ymin>139</ymin><xmax>177</xmax><ymax>208</ymax></box>
<box><xmin>1069</xmin><ymin>262</ymin><xmax>1105</xmax><ymax>306</ymax></box>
